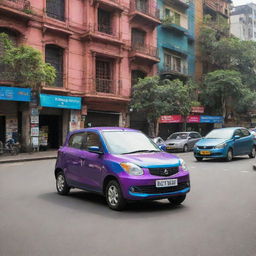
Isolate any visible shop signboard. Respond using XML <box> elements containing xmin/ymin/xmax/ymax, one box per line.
<box><xmin>187</xmin><ymin>115</ymin><xmax>200</xmax><ymax>123</ymax></box>
<box><xmin>0</xmin><ymin>86</ymin><xmax>31</xmax><ymax>102</ymax></box>
<box><xmin>200</xmin><ymin>116</ymin><xmax>224</xmax><ymax>123</ymax></box>
<box><xmin>40</xmin><ymin>94</ymin><xmax>81</xmax><ymax>110</ymax></box>
<box><xmin>159</xmin><ymin>115</ymin><xmax>183</xmax><ymax>123</ymax></box>
<box><xmin>191</xmin><ymin>106</ymin><xmax>204</xmax><ymax>113</ymax></box>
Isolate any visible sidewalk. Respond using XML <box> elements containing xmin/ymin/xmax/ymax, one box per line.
<box><xmin>0</xmin><ymin>150</ymin><xmax>57</xmax><ymax>164</ymax></box>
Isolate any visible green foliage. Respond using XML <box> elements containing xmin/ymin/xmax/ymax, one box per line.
<box><xmin>0</xmin><ymin>33</ymin><xmax>56</xmax><ymax>89</ymax></box>
<box><xmin>130</xmin><ymin>76</ymin><xmax>194</xmax><ymax>135</ymax></box>
<box><xmin>201</xmin><ymin>70</ymin><xmax>256</xmax><ymax>118</ymax></box>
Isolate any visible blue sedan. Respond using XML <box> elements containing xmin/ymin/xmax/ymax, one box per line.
<box><xmin>194</xmin><ymin>127</ymin><xmax>255</xmax><ymax>161</ymax></box>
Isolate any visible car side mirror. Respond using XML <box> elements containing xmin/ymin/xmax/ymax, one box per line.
<box><xmin>188</xmin><ymin>137</ymin><xmax>192</xmax><ymax>140</ymax></box>
<box><xmin>159</xmin><ymin>145</ymin><xmax>166</xmax><ymax>151</ymax></box>
<box><xmin>234</xmin><ymin>135</ymin><xmax>240</xmax><ymax>140</ymax></box>
<box><xmin>88</xmin><ymin>146</ymin><xmax>103</xmax><ymax>154</ymax></box>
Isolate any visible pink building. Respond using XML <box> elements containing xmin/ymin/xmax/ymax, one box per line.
<box><xmin>0</xmin><ymin>0</ymin><xmax>160</xmax><ymax>150</ymax></box>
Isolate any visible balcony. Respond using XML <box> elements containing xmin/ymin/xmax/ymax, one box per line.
<box><xmin>159</xmin><ymin>64</ymin><xmax>188</xmax><ymax>78</ymax></box>
<box><xmin>0</xmin><ymin>0</ymin><xmax>32</xmax><ymax>20</ymax></box>
<box><xmin>85</xmin><ymin>78</ymin><xmax>129</xmax><ymax>103</ymax></box>
<box><xmin>81</xmin><ymin>23</ymin><xmax>123</xmax><ymax>45</ymax></box>
<box><xmin>91</xmin><ymin>0</ymin><xmax>124</xmax><ymax>12</ymax></box>
<box><xmin>129</xmin><ymin>43</ymin><xmax>160</xmax><ymax>64</ymax></box>
<box><xmin>161</xmin><ymin>15</ymin><xmax>188</xmax><ymax>34</ymax></box>
<box><xmin>163</xmin><ymin>0</ymin><xmax>189</xmax><ymax>9</ymax></box>
<box><xmin>203</xmin><ymin>0</ymin><xmax>230</xmax><ymax>18</ymax></box>
<box><xmin>129</xmin><ymin>0</ymin><xmax>161</xmax><ymax>27</ymax></box>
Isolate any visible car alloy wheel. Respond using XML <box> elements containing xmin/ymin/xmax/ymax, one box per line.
<box><xmin>106</xmin><ymin>180</ymin><xmax>126</xmax><ymax>211</ymax></box>
<box><xmin>56</xmin><ymin>172</ymin><xmax>70</xmax><ymax>195</ymax></box>
<box><xmin>183</xmin><ymin>144</ymin><xmax>188</xmax><ymax>152</ymax></box>
<box><xmin>226</xmin><ymin>149</ymin><xmax>233</xmax><ymax>162</ymax></box>
<box><xmin>249</xmin><ymin>146</ymin><xmax>256</xmax><ymax>158</ymax></box>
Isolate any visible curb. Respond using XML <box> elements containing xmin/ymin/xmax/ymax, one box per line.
<box><xmin>0</xmin><ymin>156</ymin><xmax>57</xmax><ymax>164</ymax></box>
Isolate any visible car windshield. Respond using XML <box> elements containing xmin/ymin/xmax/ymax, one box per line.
<box><xmin>168</xmin><ymin>133</ymin><xmax>188</xmax><ymax>140</ymax></box>
<box><xmin>205</xmin><ymin>129</ymin><xmax>234</xmax><ymax>139</ymax></box>
<box><xmin>102</xmin><ymin>131</ymin><xmax>160</xmax><ymax>155</ymax></box>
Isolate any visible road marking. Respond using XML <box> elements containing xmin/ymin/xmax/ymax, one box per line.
<box><xmin>240</xmin><ymin>170</ymin><xmax>249</xmax><ymax>173</ymax></box>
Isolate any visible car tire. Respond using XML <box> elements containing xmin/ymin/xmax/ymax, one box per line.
<box><xmin>226</xmin><ymin>149</ymin><xmax>233</xmax><ymax>162</ymax></box>
<box><xmin>56</xmin><ymin>171</ymin><xmax>70</xmax><ymax>195</ymax></box>
<box><xmin>195</xmin><ymin>157</ymin><xmax>203</xmax><ymax>162</ymax></box>
<box><xmin>249</xmin><ymin>146</ymin><xmax>256</xmax><ymax>158</ymax></box>
<box><xmin>183</xmin><ymin>144</ymin><xmax>188</xmax><ymax>152</ymax></box>
<box><xmin>106</xmin><ymin>180</ymin><xmax>126</xmax><ymax>211</ymax></box>
<box><xmin>168</xmin><ymin>195</ymin><xmax>186</xmax><ymax>205</ymax></box>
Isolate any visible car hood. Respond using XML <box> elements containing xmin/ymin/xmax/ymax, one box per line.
<box><xmin>109</xmin><ymin>152</ymin><xmax>181</xmax><ymax>168</ymax></box>
<box><xmin>196</xmin><ymin>138</ymin><xmax>229</xmax><ymax>147</ymax></box>
<box><xmin>165</xmin><ymin>139</ymin><xmax>187</xmax><ymax>144</ymax></box>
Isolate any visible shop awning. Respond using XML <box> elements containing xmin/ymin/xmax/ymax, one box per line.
<box><xmin>0</xmin><ymin>86</ymin><xmax>31</xmax><ymax>102</ymax></box>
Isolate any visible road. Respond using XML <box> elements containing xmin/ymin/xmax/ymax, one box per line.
<box><xmin>0</xmin><ymin>153</ymin><xmax>256</xmax><ymax>256</ymax></box>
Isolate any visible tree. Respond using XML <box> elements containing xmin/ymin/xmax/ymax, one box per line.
<box><xmin>0</xmin><ymin>33</ymin><xmax>56</xmax><ymax>89</ymax></box>
<box><xmin>130</xmin><ymin>76</ymin><xmax>194</xmax><ymax>137</ymax></box>
<box><xmin>201</xmin><ymin>70</ymin><xmax>256</xmax><ymax>120</ymax></box>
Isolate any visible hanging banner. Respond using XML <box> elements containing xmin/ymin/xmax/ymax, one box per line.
<box><xmin>191</xmin><ymin>106</ymin><xmax>204</xmax><ymax>113</ymax></box>
<box><xmin>0</xmin><ymin>86</ymin><xmax>31</xmax><ymax>102</ymax></box>
<box><xmin>187</xmin><ymin>115</ymin><xmax>200</xmax><ymax>123</ymax></box>
<box><xmin>159</xmin><ymin>115</ymin><xmax>183</xmax><ymax>123</ymax></box>
<box><xmin>200</xmin><ymin>116</ymin><xmax>224</xmax><ymax>123</ymax></box>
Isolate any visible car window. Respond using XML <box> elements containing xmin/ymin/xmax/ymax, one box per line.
<box><xmin>82</xmin><ymin>132</ymin><xmax>102</xmax><ymax>151</ymax></box>
<box><xmin>234</xmin><ymin>129</ymin><xmax>243</xmax><ymax>137</ymax></box>
<box><xmin>241</xmin><ymin>129</ymin><xmax>250</xmax><ymax>137</ymax></box>
<box><xmin>68</xmin><ymin>133</ymin><xmax>85</xmax><ymax>149</ymax></box>
<box><xmin>193</xmin><ymin>133</ymin><xmax>201</xmax><ymax>138</ymax></box>
<box><xmin>168</xmin><ymin>133</ymin><xmax>188</xmax><ymax>140</ymax></box>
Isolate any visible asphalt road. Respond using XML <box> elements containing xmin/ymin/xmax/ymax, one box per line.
<box><xmin>0</xmin><ymin>153</ymin><xmax>256</xmax><ymax>256</ymax></box>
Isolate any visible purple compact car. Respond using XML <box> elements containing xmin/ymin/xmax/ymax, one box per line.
<box><xmin>55</xmin><ymin>127</ymin><xmax>190</xmax><ymax>210</ymax></box>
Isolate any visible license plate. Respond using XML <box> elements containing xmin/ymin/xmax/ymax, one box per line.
<box><xmin>200</xmin><ymin>151</ymin><xmax>211</xmax><ymax>155</ymax></box>
<box><xmin>166</xmin><ymin>146</ymin><xmax>172</xmax><ymax>149</ymax></box>
<box><xmin>156</xmin><ymin>179</ymin><xmax>178</xmax><ymax>188</ymax></box>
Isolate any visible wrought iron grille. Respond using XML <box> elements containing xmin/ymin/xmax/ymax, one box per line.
<box><xmin>46</xmin><ymin>0</ymin><xmax>65</xmax><ymax>21</ymax></box>
<box><xmin>45</xmin><ymin>45</ymin><xmax>64</xmax><ymax>87</ymax></box>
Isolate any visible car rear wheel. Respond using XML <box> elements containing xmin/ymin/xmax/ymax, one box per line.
<box><xmin>226</xmin><ymin>149</ymin><xmax>233</xmax><ymax>162</ymax></box>
<box><xmin>249</xmin><ymin>146</ymin><xmax>256</xmax><ymax>158</ymax></box>
<box><xmin>106</xmin><ymin>180</ymin><xmax>126</xmax><ymax>211</ymax></box>
<box><xmin>183</xmin><ymin>144</ymin><xmax>188</xmax><ymax>152</ymax></box>
<box><xmin>195</xmin><ymin>157</ymin><xmax>203</xmax><ymax>161</ymax></box>
<box><xmin>56</xmin><ymin>171</ymin><xmax>70</xmax><ymax>195</ymax></box>
<box><xmin>168</xmin><ymin>195</ymin><xmax>186</xmax><ymax>205</ymax></box>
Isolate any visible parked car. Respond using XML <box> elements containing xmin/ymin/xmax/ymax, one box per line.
<box><xmin>165</xmin><ymin>131</ymin><xmax>202</xmax><ymax>152</ymax></box>
<box><xmin>193</xmin><ymin>127</ymin><xmax>255</xmax><ymax>162</ymax></box>
<box><xmin>55</xmin><ymin>127</ymin><xmax>190</xmax><ymax>210</ymax></box>
<box><xmin>249</xmin><ymin>128</ymin><xmax>256</xmax><ymax>145</ymax></box>
<box><xmin>152</xmin><ymin>137</ymin><xmax>167</xmax><ymax>151</ymax></box>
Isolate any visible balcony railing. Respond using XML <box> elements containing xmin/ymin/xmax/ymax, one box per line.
<box><xmin>203</xmin><ymin>0</ymin><xmax>230</xmax><ymax>17</ymax></box>
<box><xmin>86</xmin><ymin>78</ymin><xmax>122</xmax><ymax>95</ymax></box>
<box><xmin>160</xmin><ymin>64</ymin><xmax>188</xmax><ymax>76</ymax></box>
<box><xmin>131</xmin><ymin>43</ymin><xmax>159</xmax><ymax>58</ymax></box>
<box><xmin>86</xmin><ymin>23</ymin><xmax>121</xmax><ymax>38</ymax></box>
<box><xmin>0</xmin><ymin>0</ymin><xmax>31</xmax><ymax>13</ymax></box>
<box><xmin>130</xmin><ymin>0</ymin><xmax>160</xmax><ymax>19</ymax></box>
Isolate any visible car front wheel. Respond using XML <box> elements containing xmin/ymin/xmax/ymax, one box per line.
<box><xmin>56</xmin><ymin>171</ymin><xmax>70</xmax><ymax>195</ymax></box>
<box><xmin>106</xmin><ymin>180</ymin><xmax>126</xmax><ymax>211</ymax></box>
<box><xmin>226</xmin><ymin>149</ymin><xmax>233</xmax><ymax>162</ymax></box>
<box><xmin>195</xmin><ymin>157</ymin><xmax>203</xmax><ymax>162</ymax></box>
<box><xmin>249</xmin><ymin>146</ymin><xmax>256</xmax><ymax>158</ymax></box>
<box><xmin>168</xmin><ymin>195</ymin><xmax>186</xmax><ymax>205</ymax></box>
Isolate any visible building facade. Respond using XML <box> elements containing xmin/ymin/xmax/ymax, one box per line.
<box><xmin>157</xmin><ymin>0</ymin><xmax>195</xmax><ymax>82</ymax></box>
<box><xmin>231</xmin><ymin>3</ymin><xmax>256</xmax><ymax>41</ymax></box>
<box><xmin>0</xmin><ymin>0</ymin><xmax>159</xmax><ymax>150</ymax></box>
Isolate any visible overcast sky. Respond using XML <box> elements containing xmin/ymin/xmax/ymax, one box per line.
<box><xmin>233</xmin><ymin>0</ymin><xmax>256</xmax><ymax>6</ymax></box>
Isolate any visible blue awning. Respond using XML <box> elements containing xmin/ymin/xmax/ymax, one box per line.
<box><xmin>0</xmin><ymin>86</ymin><xmax>31</xmax><ymax>102</ymax></box>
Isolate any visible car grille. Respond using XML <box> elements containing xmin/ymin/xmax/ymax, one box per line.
<box><xmin>148</xmin><ymin>167</ymin><xmax>179</xmax><ymax>177</ymax></box>
<box><xmin>131</xmin><ymin>182</ymin><xmax>189</xmax><ymax>194</ymax></box>
<box><xmin>197</xmin><ymin>146</ymin><xmax>214</xmax><ymax>149</ymax></box>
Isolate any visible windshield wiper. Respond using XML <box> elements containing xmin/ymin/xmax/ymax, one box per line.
<box><xmin>122</xmin><ymin>150</ymin><xmax>160</xmax><ymax>155</ymax></box>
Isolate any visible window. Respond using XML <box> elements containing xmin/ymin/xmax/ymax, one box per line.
<box><xmin>98</xmin><ymin>9</ymin><xmax>112</xmax><ymax>35</ymax></box>
<box><xmin>165</xmin><ymin>8</ymin><xmax>171</xmax><ymax>18</ymax></box>
<box><xmin>191</xmin><ymin>133</ymin><xmax>201</xmax><ymax>139</ymax></box>
<box><xmin>45</xmin><ymin>45</ymin><xmax>64</xmax><ymax>87</ymax></box>
<box><xmin>82</xmin><ymin>132</ymin><xmax>102</xmax><ymax>151</ymax></box>
<box><xmin>164</xmin><ymin>52</ymin><xmax>182</xmax><ymax>73</ymax></box>
<box><xmin>136</xmin><ymin>0</ymin><xmax>148</xmax><ymax>13</ymax></box>
<box><xmin>46</xmin><ymin>0</ymin><xmax>65</xmax><ymax>21</ymax></box>
<box><xmin>131</xmin><ymin>28</ymin><xmax>146</xmax><ymax>48</ymax></box>
<box><xmin>164</xmin><ymin>53</ymin><xmax>172</xmax><ymax>67</ymax></box>
<box><xmin>131</xmin><ymin>70</ymin><xmax>146</xmax><ymax>86</ymax></box>
<box><xmin>96</xmin><ymin>58</ymin><xmax>113</xmax><ymax>93</ymax></box>
<box><xmin>68</xmin><ymin>133</ymin><xmax>85</xmax><ymax>149</ymax></box>
<box><xmin>241</xmin><ymin>129</ymin><xmax>250</xmax><ymax>137</ymax></box>
<box><xmin>174</xmin><ymin>12</ymin><xmax>181</xmax><ymax>26</ymax></box>
<box><xmin>234</xmin><ymin>129</ymin><xmax>243</xmax><ymax>137</ymax></box>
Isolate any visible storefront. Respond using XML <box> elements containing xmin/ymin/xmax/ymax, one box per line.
<box><xmin>38</xmin><ymin>94</ymin><xmax>82</xmax><ymax>149</ymax></box>
<box><xmin>85</xmin><ymin>110</ymin><xmax>120</xmax><ymax>127</ymax></box>
<box><xmin>0</xmin><ymin>86</ymin><xmax>31</xmax><ymax>144</ymax></box>
<box><xmin>159</xmin><ymin>115</ymin><xmax>224</xmax><ymax>138</ymax></box>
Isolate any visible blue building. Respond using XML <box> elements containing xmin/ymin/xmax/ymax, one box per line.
<box><xmin>157</xmin><ymin>0</ymin><xmax>195</xmax><ymax>81</ymax></box>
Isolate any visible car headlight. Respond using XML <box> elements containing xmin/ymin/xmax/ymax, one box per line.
<box><xmin>180</xmin><ymin>159</ymin><xmax>189</xmax><ymax>171</ymax></box>
<box><xmin>215</xmin><ymin>143</ymin><xmax>226</xmax><ymax>149</ymax></box>
<box><xmin>120</xmin><ymin>162</ymin><xmax>144</xmax><ymax>176</ymax></box>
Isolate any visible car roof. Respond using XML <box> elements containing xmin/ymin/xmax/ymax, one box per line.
<box><xmin>69</xmin><ymin>127</ymin><xmax>139</xmax><ymax>135</ymax></box>
<box><xmin>213</xmin><ymin>127</ymin><xmax>246</xmax><ymax>131</ymax></box>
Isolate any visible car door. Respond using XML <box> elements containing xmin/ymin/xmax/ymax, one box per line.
<box><xmin>78</xmin><ymin>131</ymin><xmax>104</xmax><ymax>192</ymax></box>
<box><xmin>64</xmin><ymin>132</ymin><xmax>86</xmax><ymax>184</ymax></box>
<box><xmin>233</xmin><ymin>129</ymin><xmax>244</xmax><ymax>156</ymax></box>
<box><xmin>240</xmin><ymin>128</ymin><xmax>253</xmax><ymax>154</ymax></box>
<box><xmin>188</xmin><ymin>133</ymin><xmax>199</xmax><ymax>150</ymax></box>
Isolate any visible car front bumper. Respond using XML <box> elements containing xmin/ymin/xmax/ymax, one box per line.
<box><xmin>120</xmin><ymin>171</ymin><xmax>190</xmax><ymax>200</ymax></box>
<box><xmin>194</xmin><ymin>147</ymin><xmax>227</xmax><ymax>159</ymax></box>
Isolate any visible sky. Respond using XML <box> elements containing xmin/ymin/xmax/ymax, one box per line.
<box><xmin>233</xmin><ymin>0</ymin><xmax>256</xmax><ymax>6</ymax></box>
